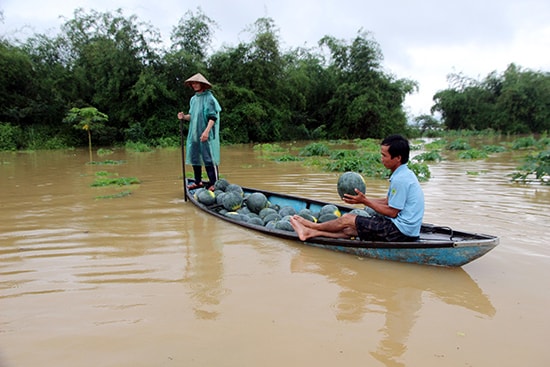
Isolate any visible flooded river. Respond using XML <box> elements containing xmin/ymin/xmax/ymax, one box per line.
<box><xmin>1</xmin><ymin>143</ymin><xmax>549</xmax><ymax>367</ymax></box>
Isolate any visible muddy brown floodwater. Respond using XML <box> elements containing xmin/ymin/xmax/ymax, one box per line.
<box><xmin>1</xmin><ymin>142</ymin><xmax>549</xmax><ymax>367</ymax></box>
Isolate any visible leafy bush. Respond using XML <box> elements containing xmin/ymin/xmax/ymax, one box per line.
<box><xmin>154</xmin><ymin>136</ymin><xmax>180</xmax><ymax>148</ymax></box>
<box><xmin>412</xmin><ymin>151</ymin><xmax>442</xmax><ymax>162</ymax></box>
<box><xmin>447</xmin><ymin>138</ymin><xmax>471</xmax><ymax>150</ymax></box>
<box><xmin>91</xmin><ymin>176</ymin><xmax>141</xmax><ymax>186</ymax></box>
<box><xmin>511</xmin><ymin>150</ymin><xmax>550</xmax><ymax>185</ymax></box>
<box><xmin>253</xmin><ymin>143</ymin><xmax>286</xmax><ymax>152</ymax></box>
<box><xmin>97</xmin><ymin>148</ymin><xmax>114</xmax><ymax>156</ymax></box>
<box><xmin>299</xmin><ymin>142</ymin><xmax>330</xmax><ymax>156</ymax></box>
<box><xmin>0</xmin><ymin>122</ymin><xmax>22</xmax><ymax>151</ymax></box>
<box><xmin>458</xmin><ymin>149</ymin><xmax>489</xmax><ymax>159</ymax></box>
<box><xmin>408</xmin><ymin>162</ymin><xmax>431</xmax><ymax>181</ymax></box>
<box><xmin>511</xmin><ymin>136</ymin><xmax>537</xmax><ymax>150</ymax></box>
<box><xmin>482</xmin><ymin>145</ymin><xmax>507</xmax><ymax>153</ymax></box>
<box><xmin>276</xmin><ymin>154</ymin><xmax>303</xmax><ymax>162</ymax></box>
<box><xmin>125</xmin><ymin>141</ymin><xmax>153</xmax><ymax>152</ymax></box>
<box><xmin>424</xmin><ymin>139</ymin><xmax>447</xmax><ymax>150</ymax></box>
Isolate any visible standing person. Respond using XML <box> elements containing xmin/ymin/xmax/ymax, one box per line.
<box><xmin>178</xmin><ymin>73</ymin><xmax>222</xmax><ymax>190</ymax></box>
<box><xmin>290</xmin><ymin>134</ymin><xmax>424</xmax><ymax>242</ymax></box>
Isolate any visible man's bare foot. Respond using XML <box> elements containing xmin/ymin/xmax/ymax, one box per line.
<box><xmin>290</xmin><ymin>216</ymin><xmax>313</xmax><ymax>241</ymax></box>
<box><xmin>292</xmin><ymin>214</ymin><xmax>315</xmax><ymax>228</ymax></box>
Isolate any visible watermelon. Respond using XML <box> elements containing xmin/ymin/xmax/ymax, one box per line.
<box><xmin>319</xmin><ymin>204</ymin><xmax>341</xmax><ymax>218</ymax></box>
<box><xmin>225</xmin><ymin>184</ymin><xmax>244</xmax><ymax>197</ymax></box>
<box><xmin>318</xmin><ymin>213</ymin><xmax>339</xmax><ymax>223</ymax></box>
<box><xmin>193</xmin><ymin>187</ymin><xmax>206</xmax><ymax>200</ymax></box>
<box><xmin>225</xmin><ymin>211</ymin><xmax>249</xmax><ymax>222</ymax></box>
<box><xmin>263</xmin><ymin>213</ymin><xmax>282</xmax><ymax>225</ymax></box>
<box><xmin>337</xmin><ymin>171</ymin><xmax>366</xmax><ymax>198</ymax></box>
<box><xmin>216</xmin><ymin>192</ymin><xmax>226</xmax><ymax>205</ymax></box>
<box><xmin>222</xmin><ymin>192</ymin><xmax>243</xmax><ymax>211</ymax></box>
<box><xmin>237</xmin><ymin>206</ymin><xmax>251</xmax><ymax>215</ymax></box>
<box><xmin>246</xmin><ymin>192</ymin><xmax>269</xmax><ymax>214</ymax></box>
<box><xmin>279</xmin><ymin>206</ymin><xmax>296</xmax><ymax>217</ymax></box>
<box><xmin>298</xmin><ymin>210</ymin><xmax>317</xmax><ymax>222</ymax></box>
<box><xmin>275</xmin><ymin>220</ymin><xmax>294</xmax><ymax>232</ymax></box>
<box><xmin>259</xmin><ymin>207</ymin><xmax>278</xmax><ymax>219</ymax></box>
<box><xmin>214</xmin><ymin>178</ymin><xmax>230</xmax><ymax>191</ymax></box>
<box><xmin>197</xmin><ymin>189</ymin><xmax>216</xmax><ymax>205</ymax></box>
<box><xmin>265</xmin><ymin>221</ymin><xmax>277</xmax><ymax>230</ymax></box>
<box><xmin>248</xmin><ymin>217</ymin><xmax>265</xmax><ymax>226</ymax></box>
<box><xmin>349</xmin><ymin>208</ymin><xmax>374</xmax><ymax>217</ymax></box>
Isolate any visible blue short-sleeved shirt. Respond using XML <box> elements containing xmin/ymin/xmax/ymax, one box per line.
<box><xmin>386</xmin><ymin>164</ymin><xmax>424</xmax><ymax>237</ymax></box>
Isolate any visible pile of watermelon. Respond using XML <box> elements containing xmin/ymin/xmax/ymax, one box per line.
<box><xmin>192</xmin><ymin>178</ymin><xmax>373</xmax><ymax>232</ymax></box>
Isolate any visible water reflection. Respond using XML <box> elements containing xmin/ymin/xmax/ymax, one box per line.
<box><xmin>182</xmin><ymin>212</ymin><xmax>228</xmax><ymax>320</ymax></box>
<box><xmin>290</xmin><ymin>250</ymin><xmax>495</xmax><ymax>366</ymax></box>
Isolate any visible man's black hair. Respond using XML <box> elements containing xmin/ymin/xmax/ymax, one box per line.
<box><xmin>381</xmin><ymin>134</ymin><xmax>410</xmax><ymax>164</ymax></box>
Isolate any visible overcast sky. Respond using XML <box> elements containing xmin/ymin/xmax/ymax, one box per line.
<box><xmin>2</xmin><ymin>0</ymin><xmax>549</xmax><ymax>117</ymax></box>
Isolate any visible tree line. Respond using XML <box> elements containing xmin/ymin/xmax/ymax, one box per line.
<box><xmin>0</xmin><ymin>8</ymin><xmax>548</xmax><ymax>150</ymax></box>
<box><xmin>431</xmin><ymin>64</ymin><xmax>550</xmax><ymax>134</ymax></box>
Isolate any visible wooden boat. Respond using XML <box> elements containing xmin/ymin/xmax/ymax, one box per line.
<box><xmin>184</xmin><ymin>179</ymin><xmax>499</xmax><ymax>267</ymax></box>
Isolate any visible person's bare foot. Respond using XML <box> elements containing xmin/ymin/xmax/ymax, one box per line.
<box><xmin>290</xmin><ymin>216</ymin><xmax>313</xmax><ymax>241</ymax></box>
<box><xmin>292</xmin><ymin>214</ymin><xmax>315</xmax><ymax>228</ymax></box>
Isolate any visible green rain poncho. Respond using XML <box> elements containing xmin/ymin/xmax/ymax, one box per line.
<box><xmin>185</xmin><ymin>90</ymin><xmax>222</xmax><ymax>166</ymax></box>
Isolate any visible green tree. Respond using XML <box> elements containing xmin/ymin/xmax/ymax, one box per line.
<box><xmin>170</xmin><ymin>8</ymin><xmax>217</xmax><ymax>60</ymax></box>
<box><xmin>0</xmin><ymin>41</ymin><xmax>38</xmax><ymax>125</ymax></box>
<box><xmin>320</xmin><ymin>31</ymin><xmax>417</xmax><ymax>139</ymax></box>
<box><xmin>414</xmin><ymin>114</ymin><xmax>443</xmax><ymax>136</ymax></box>
<box><xmin>60</xmin><ymin>9</ymin><xmax>162</xmax><ymax>142</ymax></box>
<box><xmin>433</xmin><ymin>64</ymin><xmax>550</xmax><ymax>133</ymax></box>
<box><xmin>63</xmin><ymin>107</ymin><xmax>108</xmax><ymax>162</ymax></box>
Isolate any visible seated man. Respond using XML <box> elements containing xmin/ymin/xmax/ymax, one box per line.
<box><xmin>290</xmin><ymin>134</ymin><xmax>424</xmax><ymax>242</ymax></box>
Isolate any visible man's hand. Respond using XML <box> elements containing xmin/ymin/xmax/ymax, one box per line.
<box><xmin>342</xmin><ymin>189</ymin><xmax>366</xmax><ymax>205</ymax></box>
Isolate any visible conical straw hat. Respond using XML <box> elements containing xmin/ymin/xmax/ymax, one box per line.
<box><xmin>184</xmin><ymin>73</ymin><xmax>212</xmax><ymax>88</ymax></box>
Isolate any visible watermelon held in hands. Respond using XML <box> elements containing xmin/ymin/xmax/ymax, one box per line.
<box><xmin>337</xmin><ymin>171</ymin><xmax>366</xmax><ymax>198</ymax></box>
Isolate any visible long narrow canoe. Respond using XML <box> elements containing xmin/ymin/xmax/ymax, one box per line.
<box><xmin>185</xmin><ymin>179</ymin><xmax>499</xmax><ymax>267</ymax></box>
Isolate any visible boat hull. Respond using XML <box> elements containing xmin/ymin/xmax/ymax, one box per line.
<box><xmin>184</xmin><ymin>179</ymin><xmax>499</xmax><ymax>267</ymax></box>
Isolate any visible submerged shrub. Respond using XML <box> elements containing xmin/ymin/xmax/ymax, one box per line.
<box><xmin>447</xmin><ymin>138</ymin><xmax>471</xmax><ymax>150</ymax></box>
<box><xmin>300</xmin><ymin>142</ymin><xmax>330</xmax><ymax>156</ymax></box>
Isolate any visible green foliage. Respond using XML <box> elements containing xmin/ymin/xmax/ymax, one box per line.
<box><xmin>299</xmin><ymin>142</ymin><xmax>330</xmax><ymax>156</ymax></box>
<box><xmin>414</xmin><ymin>114</ymin><xmax>444</xmax><ymax>136</ymax></box>
<box><xmin>325</xmin><ymin>151</ymin><xmax>387</xmax><ymax>178</ymax></box>
<box><xmin>276</xmin><ymin>154</ymin><xmax>303</xmax><ymax>162</ymax></box>
<box><xmin>91</xmin><ymin>176</ymin><xmax>141</xmax><ymax>187</ymax></box>
<box><xmin>457</xmin><ymin>149</ymin><xmax>489</xmax><ymax>160</ymax></box>
<box><xmin>89</xmin><ymin>160</ymin><xmax>125</xmax><ymax>165</ymax></box>
<box><xmin>63</xmin><ymin>106</ymin><xmax>108</xmax><ymax>161</ymax></box>
<box><xmin>424</xmin><ymin>139</ymin><xmax>447</xmax><ymax>150</ymax></box>
<box><xmin>253</xmin><ymin>143</ymin><xmax>286</xmax><ymax>152</ymax></box>
<box><xmin>482</xmin><ymin>144</ymin><xmax>507</xmax><ymax>153</ymax></box>
<box><xmin>511</xmin><ymin>136</ymin><xmax>537</xmax><ymax>150</ymax></box>
<box><xmin>0</xmin><ymin>122</ymin><xmax>21</xmax><ymax>150</ymax></box>
<box><xmin>125</xmin><ymin>141</ymin><xmax>153</xmax><ymax>152</ymax></box>
<box><xmin>511</xmin><ymin>150</ymin><xmax>550</xmax><ymax>185</ymax></box>
<box><xmin>2</xmin><ymin>9</ymin><xmax>548</xmax><ymax>149</ymax></box>
<box><xmin>412</xmin><ymin>151</ymin><xmax>443</xmax><ymax>162</ymax></box>
<box><xmin>95</xmin><ymin>190</ymin><xmax>132</xmax><ymax>199</ymax></box>
<box><xmin>97</xmin><ymin>148</ymin><xmax>114</xmax><ymax>156</ymax></box>
<box><xmin>447</xmin><ymin>138</ymin><xmax>471</xmax><ymax>150</ymax></box>
<box><xmin>433</xmin><ymin>64</ymin><xmax>550</xmax><ymax>134</ymax></box>
<box><xmin>154</xmin><ymin>136</ymin><xmax>180</xmax><ymax>148</ymax></box>
<box><xmin>408</xmin><ymin>162</ymin><xmax>431</xmax><ymax>182</ymax></box>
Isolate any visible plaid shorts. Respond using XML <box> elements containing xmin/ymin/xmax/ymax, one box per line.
<box><xmin>355</xmin><ymin>215</ymin><xmax>418</xmax><ymax>242</ymax></box>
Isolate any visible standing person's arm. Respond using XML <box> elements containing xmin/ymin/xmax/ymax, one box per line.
<box><xmin>200</xmin><ymin>118</ymin><xmax>215</xmax><ymax>142</ymax></box>
<box><xmin>177</xmin><ymin>112</ymin><xmax>190</xmax><ymax>121</ymax></box>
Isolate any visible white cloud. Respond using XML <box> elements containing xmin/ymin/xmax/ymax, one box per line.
<box><xmin>1</xmin><ymin>0</ymin><xmax>549</xmax><ymax>116</ymax></box>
